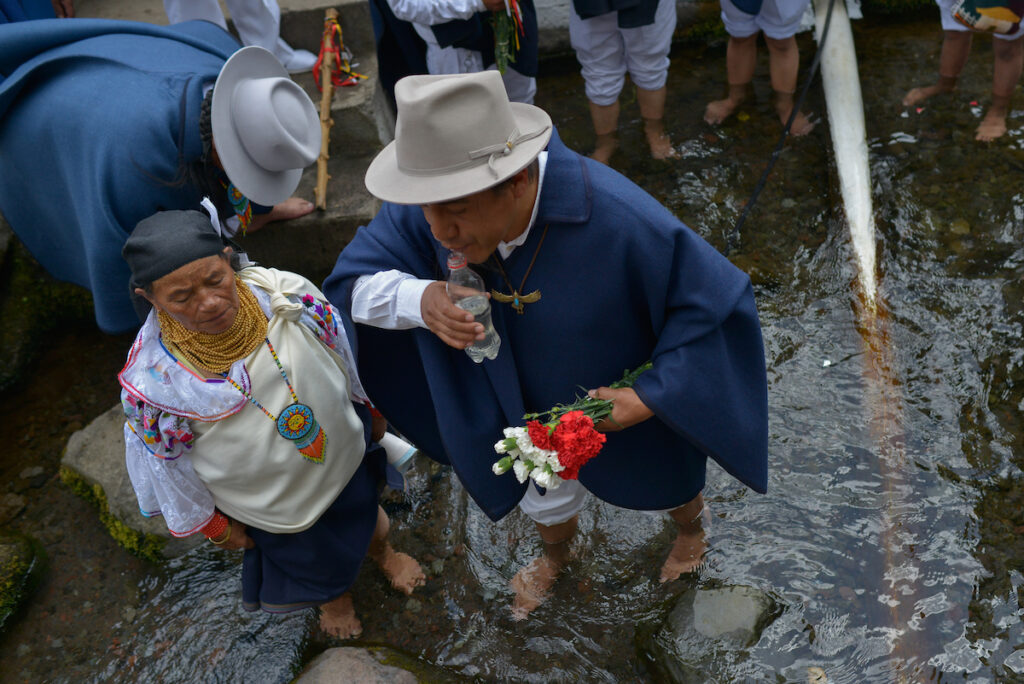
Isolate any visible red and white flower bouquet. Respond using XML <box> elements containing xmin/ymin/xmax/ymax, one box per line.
<box><xmin>492</xmin><ymin>362</ymin><xmax>651</xmax><ymax>489</ymax></box>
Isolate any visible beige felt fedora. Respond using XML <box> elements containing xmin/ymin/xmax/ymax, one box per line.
<box><xmin>211</xmin><ymin>46</ymin><xmax>320</xmax><ymax>207</ymax></box>
<box><xmin>365</xmin><ymin>71</ymin><xmax>552</xmax><ymax>205</ymax></box>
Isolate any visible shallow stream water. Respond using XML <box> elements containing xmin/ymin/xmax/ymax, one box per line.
<box><xmin>3</xmin><ymin>15</ymin><xmax>1024</xmax><ymax>683</ymax></box>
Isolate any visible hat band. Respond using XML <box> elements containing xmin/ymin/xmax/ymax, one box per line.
<box><xmin>468</xmin><ymin>125</ymin><xmax>551</xmax><ymax>177</ymax></box>
<box><xmin>397</xmin><ymin>124</ymin><xmax>551</xmax><ymax>178</ymax></box>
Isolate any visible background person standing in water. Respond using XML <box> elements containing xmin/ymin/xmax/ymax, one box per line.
<box><xmin>902</xmin><ymin>0</ymin><xmax>1024</xmax><ymax>141</ymax></box>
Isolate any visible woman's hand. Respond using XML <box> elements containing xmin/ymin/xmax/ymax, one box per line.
<box><xmin>214</xmin><ymin>519</ymin><xmax>255</xmax><ymax>551</ymax></box>
<box><xmin>587</xmin><ymin>387</ymin><xmax>654</xmax><ymax>432</ymax></box>
<box><xmin>421</xmin><ymin>281</ymin><xmax>485</xmax><ymax>350</ymax></box>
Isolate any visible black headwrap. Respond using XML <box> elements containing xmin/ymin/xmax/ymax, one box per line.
<box><xmin>124</xmin><ymin>210</ymin><xmax>229</xmax><ymax>321</ymax></box>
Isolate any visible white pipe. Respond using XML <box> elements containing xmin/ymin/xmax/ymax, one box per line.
<box><xmin>813</xmin><ymin>0</ymin><xmax>877</xmax><ymax>306</ymax></box>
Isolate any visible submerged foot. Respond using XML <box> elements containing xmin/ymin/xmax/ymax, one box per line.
<box><xmin>374</xmin><ymin>544</ymin><xmax>426</xmax><ymax>595</ymax></box>
<box><xmin>780</xmin><ymin>107</ymin><xmax>816</xmax><ymax>136</ymax></box>
<box><xmin>644</xmin><ymin>120</ymin><xmax>678</xmax><ymax>159</ymax></box>
<box><xmin>902</xmin><ymin>84</ymin><xmax>953</xmax><ymax>108</ymax></box>
<box><xmin>319</xmin><ymin>593</ymin><xmax>362</xmax><ymax>639</ymax></box>
<box><xmin>510</xmin><ymin>556</ymin><xmax>562</xmax><ymax>620</ymax></box>
<box><xmin>704</xmin><ymin>97</ymin><xmax>742</xmax><ymax>125</ymax></box>
<box><xmin>589</xmin><ymin>134</ymin><xmax>618</xmax><ymax>165</ymax></box>
<box><xmin>659</xmin><ymin>515</ymin><xmax>707</xmax><ymax>583</ymax></box>
<box><xmin>976</xmin><ymin>110</ymin><xmax>1008</xmax><ymax>141</ymax></box>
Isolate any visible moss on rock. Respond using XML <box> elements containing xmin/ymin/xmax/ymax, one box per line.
<box><xmin>0</xmin><ymin>531</ymin><xmax>46</xmax><ymax>635</ymax></box>
<box><xmin>59</xmin><ymin>466</ymin><xmax>166</xmax><ymax>563</ymax></box>
<box><xmin>0</xmin><ymin>237</ymin><xmax>93</xmax><ymax>392</ymax></box>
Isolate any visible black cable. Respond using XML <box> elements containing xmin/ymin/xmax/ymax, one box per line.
<box><xmin>726</xmin><ymin>0</ymin><xmax>838</xmax><ymax>255</ymax></box>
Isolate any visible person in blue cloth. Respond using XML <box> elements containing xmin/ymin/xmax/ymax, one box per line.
<box><xmin>0</xmin><ymin>0</ymin><xmax>71</xmax><ymax>23</ymax></box>
<box><xmin>0</xmin><ymin>20</ymin><xmax>318</xmax><ymax>334</ymax></box>
<box><xmin>323</xmin><ymin>71</ymin><xmax>769</xmax><ymax>620</ymax></box>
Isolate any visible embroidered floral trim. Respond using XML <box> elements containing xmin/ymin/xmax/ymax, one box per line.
<box><xmin>301</xmin><ymin>293</ymin><xmax>343</xmax><ymax>350</ymax></box>
<box><xmin>122</xmin><ymin>395</ymin><xmax>194</xmax><ymax>460</ymax></box>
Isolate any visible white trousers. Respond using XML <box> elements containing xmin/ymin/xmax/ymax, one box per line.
<box><xmin>411</xmin><ymin>23</ymin><xmax>537</xmax><ymax>104</ymax></box>
<box><xmin>720</xmin><ymin>0</ymin><xmax>810</xmax><ymax>40</ymax></box>
<box><xmin>568</xmin><ymin>0</ymin><xmax>677</xmax><ymax>106</ymax></box>
<box><xmin>163</xmin><ymin>0</ymin><xmax>303</xmax><ymax>64</ymax></box>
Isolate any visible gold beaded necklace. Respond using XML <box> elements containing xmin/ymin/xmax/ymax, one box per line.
<box><xmin>157</xmin><ymin>275</ymin><xmax>267</xmax><ymax>373</ymax></box>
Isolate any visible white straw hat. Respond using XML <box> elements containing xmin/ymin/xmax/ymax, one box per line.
<box><xmin>211</xmin><ymin>46</ymin><xmax>320</xmax><ymax>207</ymax></box>
<box><xmin>365</xmin><ymin>71</ymin><xmax>552</xmax><ymax>205</ymax></box>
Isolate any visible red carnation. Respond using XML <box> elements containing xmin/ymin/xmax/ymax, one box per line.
<box><xmin>551</xmin><ymin>411</ymin><xmax>606</xmax><ymax>480</ymax></box>
<box><xmin>526</xmin><ymin>420</ymin><xmax>555</xmax><ymax>451</ymax></box>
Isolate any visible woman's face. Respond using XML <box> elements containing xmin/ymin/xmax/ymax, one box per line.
<box><xmin>144</xmin><ymin>251</ymin><xmax>239</xmax><ymax>334</ymax></box>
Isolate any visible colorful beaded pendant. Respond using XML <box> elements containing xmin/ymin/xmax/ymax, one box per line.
<box><xmin>277</xmin><ymin>403</ymin><xmax>328</xmax><ymax>464</ymax></box>
<box><xmin>223</xmin><ymin>338</ymin><xmax>328</xmax><ymax>465</ymax></box>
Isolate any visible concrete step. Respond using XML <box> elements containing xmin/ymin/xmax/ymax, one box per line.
<box><xmin>233</xmin><ymin>150</ymin><xmax>380</xmax><ymax>285</ymax></box>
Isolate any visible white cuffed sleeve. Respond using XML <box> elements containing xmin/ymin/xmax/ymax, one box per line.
<box><xmin>351</xmin><ymin>271</ymin><xmax>432</xmax><ymax>329</ymax></box>
<box><xmin>122</xmin><ymin>392</ymin><xmax>216</xmax><ymax>537</ymax></box>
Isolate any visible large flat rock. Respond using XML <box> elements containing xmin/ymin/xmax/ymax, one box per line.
<box><xmin>61</xmin><ymin>404</ymin><xmax>202</xmax><ymax>559</ymax></box>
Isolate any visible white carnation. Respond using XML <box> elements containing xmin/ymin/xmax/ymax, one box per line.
<box><xmin>512</xmin><ymin>459</ymin><xmax>532</xmax><ymax>484</ymax></box>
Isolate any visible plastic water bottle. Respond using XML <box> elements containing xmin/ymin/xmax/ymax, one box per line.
<box><xmin>379</xmin><ymin>432</ymin><xmax>418</xmax><ymax>475</ymax></box>
<box><xmin>447</xmin><ymin>251</ymin><xmax>500</xmax><ymax>362</ymax></box>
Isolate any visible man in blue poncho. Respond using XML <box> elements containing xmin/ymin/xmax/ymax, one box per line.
<box><xmin>324</xmin><ymin>71</ymin><xmax>769</xmax><ymax>619</ymax></box>
<box><xmin>0</xmin><ymin>19</ymin><xmax>319</xmax><ymax>333</ymax></box>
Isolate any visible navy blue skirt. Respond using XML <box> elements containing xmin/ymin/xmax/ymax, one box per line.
<box><xmin>240</xmin><ymin>445</ymin><xmax>386</xmax><ymax>613</ymax></box>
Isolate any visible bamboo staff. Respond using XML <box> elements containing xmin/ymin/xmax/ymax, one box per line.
<box><xmin>314</xmin><ymin>8</ymin><xmax>339</xmax><ymax>210</ymax></box>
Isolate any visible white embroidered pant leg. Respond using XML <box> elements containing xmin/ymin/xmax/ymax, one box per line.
<box><xmin>569</xmin><ymin>8</ymin><xmax>628</xmax><ymax>106</ymax></box>
<box><xmin>619</xmin><ymin>0</ymin><xmax>676</xmax><ymax>92</ymax></box>
<box><xmin>518</xmin><ymin>478</ymin><xmax>588</xmax><ymax>526</ymax></box>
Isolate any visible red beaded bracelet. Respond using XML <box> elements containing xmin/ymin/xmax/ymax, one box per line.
<box><xmin>201</xmin><ymin>511</ymin><xmax>229</xmax><ymax>541</ymax></box>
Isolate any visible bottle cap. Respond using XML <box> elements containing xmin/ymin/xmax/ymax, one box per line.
<box><xmin>447</xmin><ymin>251</ymin><xmax>467</xmax><ymax>270</ymax></box>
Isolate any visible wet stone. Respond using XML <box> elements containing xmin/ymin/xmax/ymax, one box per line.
<box><xmin>18</xmin><ymin>466</ymin><xmax>48</xmax><ymax>489</ymax></box>
<box><xmin>0</xmin><ymin>532</ymin><xmax>43</xmax><ymax>633</ymax></box>
<box><xmin>295</xmin><ymin>647</ymin><xmax>418</xmax><ymax>684</ymax></box>
<box><xmin>0</xmin><ymin>493</ymin><xmax>26</xmax><ymax>525</ymax></box>
<box><xmin>950</xmin><ymin>218</ymin><xmax>971</xmax><ymax>235</ymax></box>
<box><xmin>636</xmin><ymin>584</ymin><xmax>781</xmax><ymax>683</ymax></box>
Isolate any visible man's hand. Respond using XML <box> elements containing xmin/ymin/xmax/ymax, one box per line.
<box><xmin>483</xmin><ymin>0</ymin><xmax>506</xmax><ymax>11</ymax></box>
<box><xmin>421</xmin><ymin>281</ymin><xmax>486</xmax><ymax>350</ymax></box>
<box><xmin>216</xmin><ymin>520</ymin><xmax>255</xmax><ymax>551</ymax></box>
<box><xmin>588</xmin><ymin>387</ymin><xmax>653</xmax><ymax>432</ymax></box>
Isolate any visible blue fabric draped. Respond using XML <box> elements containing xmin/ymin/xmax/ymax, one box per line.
<box><xmin>323</xmin><ymin>129</ymin><xmax>769</xmax><ymax>521</ymax></box>
<box><xmin>0</xmin><ymin>19</ymin><xmax>240</xmax><ymax>332</ymax></box>
<box><xmin>0</xmin><ymin>0</ymin><xmax>54</xmax><ymax>24</ymax></box>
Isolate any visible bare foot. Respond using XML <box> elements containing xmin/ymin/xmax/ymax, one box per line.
<box><xmin>372</xmin><ymin>543</ymin><xmax>426</xmax><ymax>595</ymax></box>
<box><xmin>319</xmin><ymin>593</ymin><xmax>362</xmax><ymax>639</ymax></box>
<box><xmin>704</xmin><ymin>97</ymin><xmax>742</xmax><ymax>125</ymax></box>
<box><xmin>644</xmin><ymin>118</ymin><xmax>678</xmax><ymax>159</ymax></box>
<box><xmin>510</xmin><ymin>555</ymin><xmax>562</xmax><ymax>620</ymax></box>
<box><xmin>590</xmin><ymin>133</ymin><xmax>617</xmax><ymax>165</ymax></box>
<box><xmin>248</xmin><ymin>196</ymin><xmax>315</xmax><ymax>233</ymax></box>
<box><xmin>902</xmin><ymin>83</ymin><xmax>953</xmax><ymax>108</ymax></box>
<box><xmin>976</xmin><ymin>110</ymin><xmax>1008</xmax><ymax>141</ymax></box>
<box><xmin>659</xmin><ymin>522</ymin><xmax>706</xmax><ymax>583</ymax></box>
<box><xmin>779</xmin><ymin>107</ymin><xmax>816</xmax><ymax>136</ymax></box>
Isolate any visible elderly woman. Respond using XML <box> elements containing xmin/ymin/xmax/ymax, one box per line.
<box><xmin>117</xmin><ymin>209</ymin><xmax>424</xmax><ymax>638</ymax></box>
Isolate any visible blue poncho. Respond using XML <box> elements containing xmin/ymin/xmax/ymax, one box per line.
<box><xmin>324</xmin><ymin>129</ymin><xmax>769</xmax><ymax>521</ymax></box>
<box><xmin>0</xmin><ymin>19</ymin><xmax>240</xmax><ymax>332</ymax></box>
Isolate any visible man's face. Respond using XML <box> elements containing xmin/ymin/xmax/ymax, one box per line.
<box><xmin>421</xmin><ymin>185</ymin><xmax>517</xmax><ymax>264</ymax></box>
